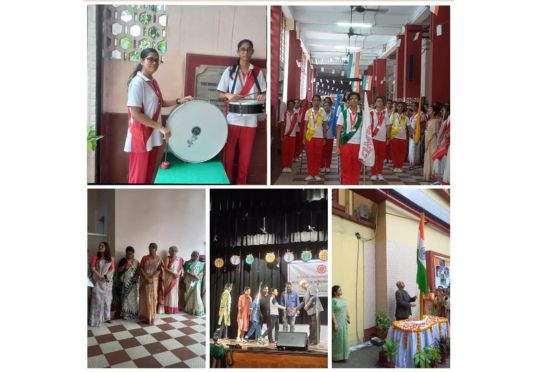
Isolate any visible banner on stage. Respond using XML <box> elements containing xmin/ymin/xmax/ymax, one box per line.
<box><xmin>287</xmin><ymin>259</ymin><xmax>328</xmax><ymax>297</ymax></box>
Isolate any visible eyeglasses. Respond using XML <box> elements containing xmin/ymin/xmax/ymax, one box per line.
<box><xmin>144</xmin><ymin>57</ymin><xmax>160</xmax><ymax>64</ymax></box>
<box><xmin>238</xmin><ymin>47</ymin><xmax>254</xmax><ymax>53</ymax></box>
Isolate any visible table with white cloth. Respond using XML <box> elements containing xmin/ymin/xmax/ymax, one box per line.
<box><xmin>387</xmin><ymin>315</ymin><xmax>449</xmax><ymax>368</ymax></box>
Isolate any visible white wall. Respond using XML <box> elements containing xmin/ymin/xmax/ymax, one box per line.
<box><xmin>103</xmin><ymin>5</ymin><xmax>267</xmax><ymax>113</ymax></box>
<box><xmin>114</xmin><ymin>189</ymin><xmax>206</xmax><ymax>263</ymax></box>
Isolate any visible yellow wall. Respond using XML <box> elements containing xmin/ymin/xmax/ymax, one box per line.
<box><xmin>332</xmin><ymin>215</ymin><xmax>375</xmax><ymax>346</ymax></box>
<box><xmin>333</xmin><ymin>189</ymin><xmax>450</xmax><ymax>337</ymax></box>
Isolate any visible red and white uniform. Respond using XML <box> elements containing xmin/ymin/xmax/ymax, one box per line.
<box><xmin>294</xmin><ymin>107</ymin><xmax>304</xmax><ymax>159</ymax></box>
<box><xmin>321</xmin><ymin>110</ymin><xmax>334</xmax><ymax>169</ymax></box>
<box><xmin>370</xmin><ymin>109</ymin><xmax>389</xmax><ymax>175</ymax></box>
<box><xmin>304</xmin><ymin>108</ymin><xmax>326</xmax><ymax>177</ymax></box>
<box><xmin>384</xmin><ymin>109</ymin><xmax>394</xmax><ymax>162</ymax></box>
<box><xmin>217</xmin><ymin>64</ymin><xmax>266</xmax><ymax>184</ymax></box>
<box><xmin>390</xmin><ymin>112</ymin><xmax>411</xmax><ymax>169</ymax></box>
<box><xmin>125</xmin><ymin>71</ymin><xmax>164</xmax><ymax>184</ymax></box>
<box><xmin>337</xmin><ymin>107</ymin><xmax>363</xmax><ymax>184</ymax></box>
<box><xmin>280</xmin><ymin>110</ymin><xmax>299</xmax><ymax>168</ymax></box>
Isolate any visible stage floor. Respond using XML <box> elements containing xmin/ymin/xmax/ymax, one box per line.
<box><xmin>212</xmin><ymin>326</ymin><xmax>328</xmax><ymax>368</ymax></box>
<box><xmin>217</xmin><ymin>324</ymin><xmax>328</xmax><ymax>353</ymax></box>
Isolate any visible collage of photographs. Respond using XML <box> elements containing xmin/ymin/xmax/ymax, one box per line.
<box><xmin>87</xmin><ymin>3</ymin><xmax>451</xmax><ymax>369</ymax></box>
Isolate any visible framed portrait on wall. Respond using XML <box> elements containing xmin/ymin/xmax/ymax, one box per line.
<box><xmin>426</xmin><ymin>251</ymin><xmax>451</xmax><ymax>290</ymax></box>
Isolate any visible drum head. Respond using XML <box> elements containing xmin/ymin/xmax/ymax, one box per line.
<box><xmin>167</xmin><ymin>100</ymin><xmax>228</xmax><ymax>163</ymax></box>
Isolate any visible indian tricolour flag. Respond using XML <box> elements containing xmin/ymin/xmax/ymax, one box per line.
<box><xmin>347</xmin><ymin>52</ymin><xmax>361</xmax><ymax>79</ymax></box>
<box><xmin>362</xmin><ymin>75</ymin><xmax>372</xmax><ymax>91</ymax></box>
<box><xmin>416</xmin><ymin>213</ymin><xmax>429</xmax><ymax>295</ymax></box>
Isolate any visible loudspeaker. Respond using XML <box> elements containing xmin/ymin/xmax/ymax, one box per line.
<box><xmin>276</xmin><ymin>331</ymin><xmax>308</xmax><ymax>351</ymax></box>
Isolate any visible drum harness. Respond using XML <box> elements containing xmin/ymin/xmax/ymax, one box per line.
<box><xmin>230</xmin><ymin>65</ymin><xmax>262</xmax><ymax>96</ymax></box>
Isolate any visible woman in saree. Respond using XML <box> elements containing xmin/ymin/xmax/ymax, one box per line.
<box><xmin>117</xmin><ymin>246</ymin><xmax>140</xmax><ymax>320</ymax></box>
<box><xmin>139</xmin><ymin>242</ymin><xmax>163</xmax><ymax>324</ymax></box>
<box><xmin>236</xmin><ymin>287</ymin><xmax>252</xmax><ymax>342</ymax></box>
<box><xmin>89</xmin><ymin>242</ymin><xmax>115</xmax><ymax>327</ymax></box>
<box><xmin>332</xmin><ymin>285</ymin><xmax>350</xmax><ymax>362</ymax></box>
<box><xmin>183</xmin><ymin>250</ymin><xmax>205</xmax><ymax>316</ymax></box>
<box><xmin>162</xmin><ymin>246</ymin><xmax>184</xmax><ymax>314</ymax></box>
<box><xmin>423</xmin><ymin>104</ymin><xmax>443</xmax><ymax>181</ymax></box>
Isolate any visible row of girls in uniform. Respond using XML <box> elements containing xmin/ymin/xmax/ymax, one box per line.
<box><xmin>336</xmin><ymin>92</ymin><xmax>450</xmax><ymax>184</ymax></box>
<box><xmin>125</xmin><ymin>40</ymin><xmax>265</xmax><ymax>184</ymax></box>
<box><xmin>88</xmin><ymin>242</ymin><xmax>205</xmax><ymax>327</ymax></box>
<box><xmin>278</xmin><ymin>96</ymin><xmax>336</xmax><ymax>181</ymax></box>
<box><xmin>280</xmin><ymin>91</ymin><xmax>450</xmax><ymax>185</ymax></box>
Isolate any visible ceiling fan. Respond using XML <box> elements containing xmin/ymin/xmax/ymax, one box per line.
<box><xmin>352</xmin><ymin>5</ymin><xmax>389</xmax><ymax>14</ymax></box>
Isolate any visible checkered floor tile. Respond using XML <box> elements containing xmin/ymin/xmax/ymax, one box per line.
<box><xmin>88</xmin><ymin>312</ymin><xmax>206</xmax><ymax>368</ymax></box>
<box><xmin>273</xmin><ymin>150</ymin><xmax>432</xmax><ymax>185</ymax></box>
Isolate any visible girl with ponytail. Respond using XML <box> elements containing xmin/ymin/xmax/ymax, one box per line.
<box><xmin>125</xmin><ymin>48</ymin><xmax>193</xmax><ymax>184</ymax></box>
<box><xmin>217</xmin><ymin>39</ymin><xmax>266</xmax><ymax>184</ymax></box>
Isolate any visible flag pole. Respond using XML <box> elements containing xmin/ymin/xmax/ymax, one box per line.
<box><xmin>420</xmin><ymin>292</ymin><xmax>424</xmax><ymax>319</ymax></box>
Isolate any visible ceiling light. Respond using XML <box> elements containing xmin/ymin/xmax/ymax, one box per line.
<box><xmin>337</xmin><ymin>22</ymin><xmax>372</xmax><ymax>28</ymax></box>
<box><xmin>335</xmin><ymin>46</ymin><xmax>361</xmax><ymax>51</ymax></box>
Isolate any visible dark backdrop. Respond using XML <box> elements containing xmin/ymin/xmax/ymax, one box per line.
<box><xmin>210</xmin><ymin>242</ymin><xmax>328</xmax><ymax>336</ymax></box>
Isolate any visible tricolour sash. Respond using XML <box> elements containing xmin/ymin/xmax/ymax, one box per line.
<box><xmin>340</xmin><ymin>109</ymin><xmax>362</xmax><ymax>145</ymax></box>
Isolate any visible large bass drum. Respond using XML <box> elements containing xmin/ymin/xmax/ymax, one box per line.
<box><xmin>166</xmin><ymin>100</ymin><xmax>228</xmax><ymax>163</ymax></box>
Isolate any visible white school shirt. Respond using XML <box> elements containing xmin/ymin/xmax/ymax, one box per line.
<box><xmin>217</xmin><ymin>63</ymin><xmax>266</xmax><ymax>128</ymax></box>
<box><xmin>304</xmin><ymin>108</ymin><xmax>326</xmax><ymax>139</ymax></box>
<box><xmin>323</xmin><ymin>111</ymin><xmax>333</xmax><ymax>139</ymax></box>
<box><xmin>391</xmin><ymin>112</ymin><xmax>411</xmax><ymax>140</ymax></box>
<box><xmin>371</xmin><ymin>109</ymin><xmax>389</xmax><ymax>142</ymax></box>
<box><xmin>336</xmin><ymin>107</ymin><xmax>362</xmax><ymax>144</ymax></box>
<box><xmin>294</xmin><ymin>108</ymin><xmax>301</xmax><ymax>132</ymax></box>
<box><xmin>124</xmin><ymin>71</ymin><xmax>163</xmax><ymax>152</ymax></box>
<box><xmin>269</xmin><ymin>296</ymin><xmax>286</xmax><ymax>316</ymax></box>
<box><xmin>283</xmin><ymin>111</ymin><xmax>299</xmax><ymax>138</ymax></box>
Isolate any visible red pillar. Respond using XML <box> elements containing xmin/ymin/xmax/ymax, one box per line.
<box><xmin>428</xmin><ymin>6</ymin><xmax>450</xmax><ymax>104</ymax></box>
<box><xmin>365</xmin><ymin>64</ymin><xmax>373</xmax><ymax>103</ymax></box>
<box><xmin>394</xmin><ymin>35</ymin><xmax>404</xmax><ymax>100</ymax></box>
<box><xmin>270</xmin><ymin>6</ymin><xmax>281</xmax><ymax>127</ymax></box>
<box><xmin>403</xmin><ymin>24</ymin><xmax>422</xmax><ymax>100</ymax></box>
<box><xmin>287</xmin><ymin>30</ymin><xmax>301</xmax><ymax>100</ymax></box>
<box><xmin>375</xmin><ymin>59</ymin><xmax>387</xmax><ymax>98</ymax></box>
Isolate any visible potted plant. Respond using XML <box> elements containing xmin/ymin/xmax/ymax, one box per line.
<box><xmin>87</xmin><ymin>125</ymin><xmax>104</xmax><ymax>151</ymax></box>
<box><xmin>424</xmin><ymin>345</ymin><xmax>441</xmax><ymax>368</ymax></box>
<box><xmin>375</xmin><ymin>311</ymin><xmax>391</xmax><ymax>339</ymax></box>
<box><xmin>381</xmin><ymin>339</ymin><xmax>399</xmax><ymax>368</ymax></box>
<box><xmin>413</xmin><ymin>349</ymin><xmax>431</xmax><ymax>368</ymax></box>
<box><xmin>435</xmin><ymin>336</ymin><xmax>450</xmax><ymax>363</ymax></box>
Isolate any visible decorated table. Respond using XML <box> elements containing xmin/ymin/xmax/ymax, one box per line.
<box><xmin>387</xmin><ymin>315</ymin><xmax>449</xmax><ymax>368</ymax></box>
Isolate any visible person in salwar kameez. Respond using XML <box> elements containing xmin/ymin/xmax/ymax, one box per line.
<box><xmin>139</xmin><ymin>242</ymin><xmax>163</xmax><ymax>325</ymax></box>
<box><xmin>117</xmin><ymin>246</ymin><xmax>140</xmax><ymax>320</ymax></box>
<box><xmin>332</xmin><ymin>285</ymin><xmax>350</xmax><ymax>362</ymax></box>
<box><xmin>237</xmin><ymin>287</ymin><xmax>252</xmax><ymax>342</ymax></box>
<box><xmin>89</xmin><ymin>242</ymin><xmax>115</xmax><ymax>327</ymax></box>
<box><xmin>183</xmin><ymin>250</ymin><xmax>205</xmax><ymax>316</ymax></box>
<box><xmin>423</xmin><ymin>105</ymin><xmax>443</xmax><ymax>181</ymax></box>
<box><xmin>162</xmin><ymin>246</ymin><xmax>184</xmax><ymax>314</ymax></box>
